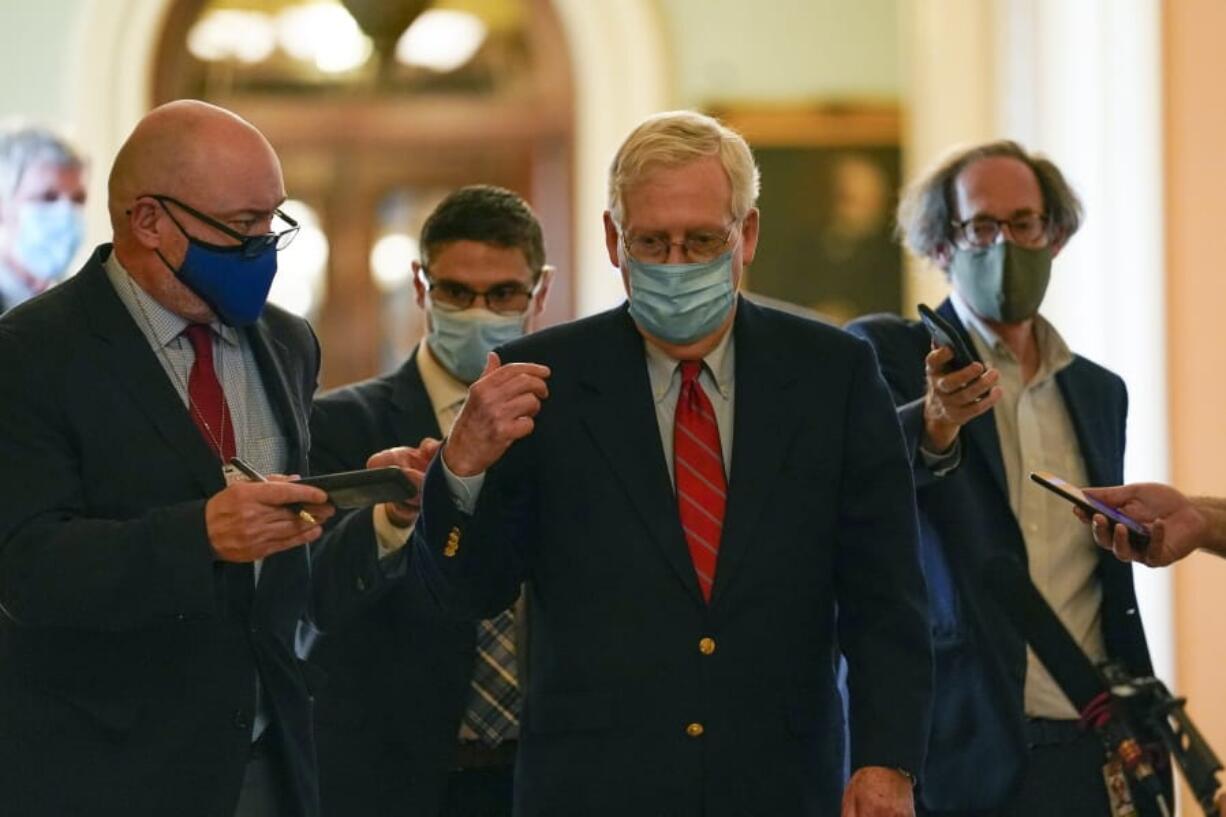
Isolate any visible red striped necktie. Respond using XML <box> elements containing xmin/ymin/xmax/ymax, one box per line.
<box><xmin>673</xmin><ymin>360</ymin><xmax>726</xmax><ymax>602</ymax></box>
<box><xmin>183</xmin><ymin>323</ymin><xmax>237</xmax><ymax>462</ymax></box>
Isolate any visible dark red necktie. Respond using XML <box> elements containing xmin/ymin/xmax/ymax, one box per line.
<box><xmin>673</xmin><ymin>360</ymin><xmax>726</xmax><ymax>602</ymax></box>
<box><xmin>183</xmin><ymin>323</ymin><xmax>236</xmax><ymax>462</ymax></box>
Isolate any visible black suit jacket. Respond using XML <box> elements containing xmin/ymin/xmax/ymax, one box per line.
<box><xmin>847</xmin><ymin>300</ymin><xmax>1156</xmax><ymax>811</ymax></box>
<box><xmin>305</xmin><ymin>351</ymin><xmax>482</xmax><ymax>817</ymax></box>
<box><xmin>0</xmin><ymin>245</ymin><xmax>388</xmax><ymax>817</ymax></box>
<box><xmin>411</xmin><ymin>299</ymin><xmax>934</xmax><ymax>817</ymax></box>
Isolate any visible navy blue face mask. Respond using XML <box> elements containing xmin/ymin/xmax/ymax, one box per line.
<box><xmin>153</xmin><ymin>196</ymin><xmax>297</xmax><ymax>327</ymax></box>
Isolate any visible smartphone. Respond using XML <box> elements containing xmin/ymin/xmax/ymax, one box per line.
<box><xmin>298</xmin><ymin>466</ymin><xmax>417</xmax><ymax>510</ymax></box>
<box><xmin>918</xmin><ymin>303</ymin><xmax>975</xmax><ymax>372</ymax></box>
<box><xmin>1029</xmin><ymin>470</ymin><xmax>1151</xmax><ymax>549</ymax></box>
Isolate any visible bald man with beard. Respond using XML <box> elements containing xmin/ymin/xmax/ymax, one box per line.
<box><xmin>0</xmin><ymin>101</ymin><xmax>401</xmax><ymax>817</ymax></box>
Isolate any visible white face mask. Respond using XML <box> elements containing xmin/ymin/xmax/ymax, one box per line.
<box><xmin>11</xmin><ymin>199</ymin><xmax>84</xmax><ymax>284</ymax></box>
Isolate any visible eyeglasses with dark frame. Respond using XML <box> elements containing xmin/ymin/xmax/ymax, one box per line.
<box><xmin>951</xmin><ymin>212</ymin><xmax>1049</xmax><ymax>249</ymax></box>
<box><xmin>620</xmin><ymin>223</ymin><xmax>739</xmax><ymax>264</ymax></box>
<box><xmin>150</xmin><ymin>194</ymin><xmax>300</xmax><ymax>258</ymax></box>
<box><xmin>419</xmin><ymin>268</ymin><xmax>545</xmax><ymax>316</ymax></box>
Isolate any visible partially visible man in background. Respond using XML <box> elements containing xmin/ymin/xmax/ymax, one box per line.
<box><xmin>848</xmin><ymin>140</ymin><xmax>1161</xmax><ymax>816</ymax></box>
<box><xmin>0</xmin><ymin>123</ymin><xmax>87</xmax><ymax>313</ymax></box>
<box><xmin>306</xmin><ymin>185</ymin><xmax>552</xmax><ymax>817</ymax></box>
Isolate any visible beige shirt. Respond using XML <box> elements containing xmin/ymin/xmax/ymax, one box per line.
<box><xmin>951</xmin><ymin>293</ymin><xmax>1107</xmax><ymax>720</ymax></box>
<box><xmin>372</xmin><ymin>340</ymin><xmax>465</xmax><ymax>549</ymax></box>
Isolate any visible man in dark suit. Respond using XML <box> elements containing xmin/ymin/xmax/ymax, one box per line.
<box><xmin>847</xmin><ymin>140</ymin><xmax>1160</xmax><ymax>816</ymax></box>
<box><xmin>0</xmin><ymin>100</ymin><xmax>396</xmax><ymax>817</ymax></box>
<box><xmin>410</xmin><ymin>111</ymin><xmax>933</xmax><ymax>817</ymax></box>
<box><xmin>306</xmin><ymin>185</ymin><xmax>553</xmax><ymax>817</ymax></box>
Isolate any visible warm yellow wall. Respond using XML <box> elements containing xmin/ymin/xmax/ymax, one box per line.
<box><xmin>1165</xmin><ymin>0</ymin><xmax>1226</xmax><ymax>793</ymax></box>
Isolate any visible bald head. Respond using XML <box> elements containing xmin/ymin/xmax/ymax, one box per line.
<box><xmin>108</xmin><ymin>100</ymin><xmax>286</xmax><ymax>322</ymax></box>
<box><xmin>108</xmin><ymin>100</ymin><xmax>282</xmax><ymax>232</ymax></box>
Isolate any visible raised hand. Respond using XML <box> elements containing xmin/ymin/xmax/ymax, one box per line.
<box><xmin>922</xmin><ymin>345</ymin><xmax>1002</xmax><ymax>453</ymax></box>
<box><xmin>442</xmin><ymin>352</ymin><xmax>551</xmax><ymax>477</ymax></box>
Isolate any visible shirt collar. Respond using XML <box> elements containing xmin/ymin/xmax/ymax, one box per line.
<box><xmin>949</xmin><ymin>289</ymin><xmax>1005</xmax><ymax>355</ymax></box>
<box><xmin>644</xmin><ymin>324</ymin><xmax>736</xmax><ymax>403</ymax></box>
<box><xmin>416</xmin><ymin>338</ymin><xmax>469</xmax><ymax>416</ymax></box>
<box><xmin>104</xmin><ymin>250</ymin><xmax>240</xmax><ymax>348</ymax></box>
<box><xmin>948</xmin><ymin>288</ymin><xmax>1074</xmax><ymax>377</ymax></box>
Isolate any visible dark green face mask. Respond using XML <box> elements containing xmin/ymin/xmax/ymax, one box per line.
<box><xmin>948</xmin><ymin>242</ymin><xmax>1052</xmax><ymax>323</ymax></box>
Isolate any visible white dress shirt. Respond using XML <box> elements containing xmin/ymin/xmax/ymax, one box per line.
<box><xmin>951</xmin><ymin>292</ymin><xmax>1107</xmax><ymax>720</ymax></box>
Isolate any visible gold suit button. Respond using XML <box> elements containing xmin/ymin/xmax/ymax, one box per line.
<box><xmin>444</xmin><ymin>527</ymin><xmax>461</xmax><ymax>557</ymax></box>
<box><xmin>698</xmin><ymin>637</ymin><xmax>716</xmax><ymax>655</ymax></box>
<box><xmin>685</xmin><ymin>722</ymin><xmax>704</xmax><ymax>738</ymax></box>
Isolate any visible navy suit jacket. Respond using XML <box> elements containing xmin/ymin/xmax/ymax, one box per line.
<box><xmin>847</xmin><ymin>299</ymin><xmax>1155</xmax><ymax>811</ymax></box>
<box><xmin>305</xmin><ymin>351</ymin><xmax>483</xmax><ymax>817</ymax></box>
<box><xmin>411</xmin><ymin>299</ymin><xmax>934</xmax><ymax>817</ymax></box>
<box><xmin>0</xmin><ymin>245</ymin><xmax>388</xmax><ymax>817</ymax></box>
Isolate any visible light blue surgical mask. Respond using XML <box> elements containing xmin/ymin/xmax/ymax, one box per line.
<box><xmin>426</xmin><ymin>304</ymin><xmax>528</xmax><ymax>383</ymax></box>
<box><xmin>13</xmin><ymin>199</ymin><xmax>84</xmax><ymax>284</ymax></box>
<box><xmin>625</xmin><ymin>250</ymin><xmax>736</xmax><ymax>345</ymax></box>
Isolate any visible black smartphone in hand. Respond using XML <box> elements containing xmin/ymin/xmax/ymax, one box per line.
<box><xmin>298</xmin><ymin>467</ymin><xmax>417</xmax><ymax>510</ymax></box>
<box><xmin>918</xmin><ymin>303</ymin><xmax>975</xmax><ymax>372</ymax></box>
<box><xmin>1030</xmin><ymin>470</ymin><xmax>1152</xmax><ymax>549</ymax></box>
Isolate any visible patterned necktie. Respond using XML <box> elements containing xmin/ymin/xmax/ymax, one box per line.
<box><xmin>463</xmin><ymin>608</ymin><xmax>521</xmax><ymax>746</ymax></box>
<box><xmin>183</xmin><ymin>323</ymin><xmax>236</xmax><ymax>462</ymax></box>
<box><xmin>674</xmin><ymin>360</ymin><xmax>726</xmax><ymax>602</ymax></box>
<box><xmin>451</xmin><ymin>390</ymin><xmax>522</xmax><ymax>747</ymax></box>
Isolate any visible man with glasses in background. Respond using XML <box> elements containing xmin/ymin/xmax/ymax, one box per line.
<box><xmin>0</xmin><ymin>123</ymin><xmax>87</xmax><ymax>314</ymax></box>
<box><xmin>848</xmin><ymin>141</ymin><xmax>1163</xmax><ymax>816</ymax></box>
<box><xmin>305</xmin><ymin>185</ymin><xmax>552</xmax><ymax>817</ymax></box>
<box><xmin>408</xmin><ymin>111</ymin><xmax>933</xmax><ymax>817</ymax></box>
<box><xmin>0</xmin><ymin>100</ymin><xmax>400</xmax><ymax>817</ymax></box>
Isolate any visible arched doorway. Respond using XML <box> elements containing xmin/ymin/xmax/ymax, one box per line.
<box><xmin>70</xmin><ymin>0</ymin><xmax>668</xmax><ymax>366</ymax></box>
<box><xmin>140</xmin><ymin>0</ymin><xmax>571</xmax><ymax>387</ymax></box>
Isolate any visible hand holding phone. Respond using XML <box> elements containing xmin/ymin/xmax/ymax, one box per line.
<box><xmin>918</xmin><ymin>303</ymin><xmax>974</xmax><ymax>373</ymax></box>
<box><xmin>916</xmin><ymin>303</ymin><xmax>1001</xmax><ymax>453</ymax></box>
<box><xmin>1030</xmin><ymin>470</ymin><xmax>1152</xmax><ymax>549</ymax></box>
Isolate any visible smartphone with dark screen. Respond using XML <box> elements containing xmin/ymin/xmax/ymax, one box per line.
<box><xmin>918</xmin><ymin>303</ymin><xmax>975</xmax><ymax>372</ymax></box>
<box><xmin>298</xmin><ymin>467</ymin><xmax>416</xmax><ymax>509</ymax></box>
<box><xmin>1030</xmin><ymin>470</ymin><xmax>1151</xmax><ymax>549</ymax></box>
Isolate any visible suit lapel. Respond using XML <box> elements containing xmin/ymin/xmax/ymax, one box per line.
<box><xmin>389</xmin><ymin>350</ymin><xmax>444</xmax><ymax>443</ymax></box>
<box><xmin>578</xmin><ymin>307</ymin><xmax>703</xmax><ymax>604</ymax></box>
<box><xmin>78</xmin><ymin>250</ymin><xmax>225</xmax><ymax>496</ymax></box>
<box><xmin>1056</xmin><ymin>365</ymin><xmax>1114</xmax><ymax>487</ymax></box>
<box><xmin>245</xmin><ymin>319</ymin><xmax>309</xmax><ymax>474</ymax></box>
<box><xmin>938</xmin><ymin>299</ymin><xmax>1009</xmax><ymax>500</ymax></box>
<box><xmin>710</xmin><ymin>299</ymin><xmax>801</xmax><ymax>607</ymax></box>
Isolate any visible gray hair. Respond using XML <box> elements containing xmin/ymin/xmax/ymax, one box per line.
<box><xmin>608</xmin><ymin>110</ymin><xmax>760</xmax><ymax>225</ymax></box>
<box><xmin>896</xmin><ymin>139</ymin><xmax>1083</xmax><ymax>259</ymax></box>
<box><xmin>0</xmin><ymin>122</ymin><xmax>85</xmax><ymax>201</ymax></box>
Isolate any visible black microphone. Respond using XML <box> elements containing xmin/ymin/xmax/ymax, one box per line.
<box><xmin>981</xmin><ymin>555</ymin><xmax>1169</xmax><ymax>814</ymax></box>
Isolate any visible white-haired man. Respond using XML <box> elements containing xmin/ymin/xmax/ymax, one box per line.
<box><xmin>0</xmin><ymin>123</ymin><xmax>87</xmax><ymax>313</ymax></box>
<box><xmin>409</xmin><ymin>110</ymin><xmax>934</xmax><ymax>817</ymax></box>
